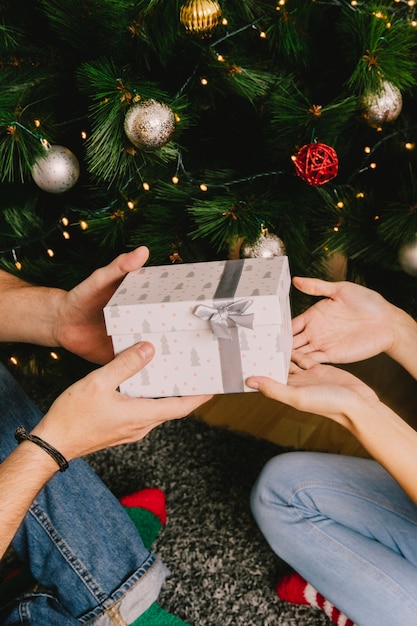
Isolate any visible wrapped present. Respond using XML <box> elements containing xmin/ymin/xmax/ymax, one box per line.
<box><xmin>104</xmin><ymin>256</ymin><xmax>292</xmax><ymax>397</ymax></box>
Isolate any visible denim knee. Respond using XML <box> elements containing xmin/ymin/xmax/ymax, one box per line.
<box><xmin>251</xmin><ymin>452</ymin><xmax>297</xmax><ymax>524</ymax></box>
<box><xmin>251</xmin><ymin>451</ymin><xmax>327</xmax><ymax>546</ymax></box>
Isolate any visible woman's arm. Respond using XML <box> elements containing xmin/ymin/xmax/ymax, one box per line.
<box><xmin>385</xmin><ymin>304</ymin><xmax>417</xmax><ymax>380</ymax></box>
<box><xmin>351</xmin><ymin>397</ymin><xmax>417</xmax><ymax>504</ymax></box>
<box><xmin>247</xmin><ymin>355</ymin><xmax>417</xmax><ymax>504</ymax></box>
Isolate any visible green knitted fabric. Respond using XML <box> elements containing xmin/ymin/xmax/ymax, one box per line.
<box><xmin>126</xmin><ymin>506</ymin><xmax>189</xmax><ymax>625</ymax></box>
<box><xmin>132</xmin><ymin>602</ymin><xmax>189</xmax><ymax>626</ymax></box>
<box><xmin>125</xmin><ymin>507</ymin><xmax>162</xmax><ymax>550</ymax></box>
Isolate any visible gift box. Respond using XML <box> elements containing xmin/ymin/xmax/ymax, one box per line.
<box><xmin>104</xmin><ymin>256</ymin><xmax>292</xmax><ymax>397</ymax></box>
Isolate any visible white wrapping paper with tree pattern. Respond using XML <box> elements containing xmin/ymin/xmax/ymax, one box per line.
<box><xmin>104</xmin><ymin>256</ymin><xmax>292</xmax><ymax>397</ymax></box>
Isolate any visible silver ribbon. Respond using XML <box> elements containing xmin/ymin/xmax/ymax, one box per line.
<box><xmin>193</xmin><ymin>298</ymin><xmax>254</xmax><ymax>340</ymax></box>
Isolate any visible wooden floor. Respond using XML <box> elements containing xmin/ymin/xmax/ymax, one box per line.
<box><xmin>197</xmin><ymin>354</ymin><xmax>417</xmax><ymax>458</ymax></box>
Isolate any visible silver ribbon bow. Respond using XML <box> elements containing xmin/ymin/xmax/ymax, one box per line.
<box><xmin>193</xmin><ymin>298</ymin><xmax>254</xmax><ymax>340</ymax></box>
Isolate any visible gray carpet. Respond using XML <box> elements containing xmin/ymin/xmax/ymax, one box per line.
<box><xmin>87</xmin><ymin>416</ymin><xmax>332</xmax><ymax>626</ymax></box>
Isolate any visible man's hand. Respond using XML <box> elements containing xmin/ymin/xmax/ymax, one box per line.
<box><xmin>53</xmin><ymin>247</ymin><xmax>150</xmax><ymax>364</ymax></box>
<box><xmin>292</xmin><ymin>277</ymin><xmax>396</xmax><ymax>364</ymax></box>
<box><xmin>0</xmin><ymin>341</ymin><xmax>212</xmax><ymax>559</ymax></box>
<box><xmin>31</xmin><ymin>341</ymin><xmax>212</xmax><ymax>460</ymax></box>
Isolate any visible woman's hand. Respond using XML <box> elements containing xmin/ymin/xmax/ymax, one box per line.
<box><xmin>292</xmin><ymin>277</ymin><xmax>397</xmax><ymax>364</ymax></box>
<box><xmin>247</xmin><ymin>352</ymin><xmax>379</xmax><ymax>429</ymax></box>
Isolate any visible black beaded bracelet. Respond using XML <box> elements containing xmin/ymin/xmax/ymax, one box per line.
<box><xmin>14</xmin><ymin>426</ymin><xmax>69</xmax><ymax>472</ymax></box>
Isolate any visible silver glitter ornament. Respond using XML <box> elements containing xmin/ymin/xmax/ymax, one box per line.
<box><xmin>124</xmin><ymin>99</ymin><xmax>176</xmax><ymax>151</ymax></box>
<box><xmin>32</xmin><ymin>144</ymin><xmax>80</xmax><ymax>193</ymax></box>
<box><xmin>398</xmin><ymin>238</ymin><xmax>417</xmax><ymax>276</ymax></box>
<box><xmin>363</xmin><ymin>80</ymin><xmax>402</xmax><ymax>125</ymax></box>
<box><xmin>243</xmin><ymin>233</ymin><xmax>286</xmax><ymax>258</ymax></box>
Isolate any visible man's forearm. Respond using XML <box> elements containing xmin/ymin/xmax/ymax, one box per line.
<box><xmin>0</xmin><ymin>271</ymin><xmax>65</xmax><ymax>346</ymax></box>
<box><xmin>0</xmin><ymin>443</ymin><xmax>57</xmax><ymax>559</ymax></box>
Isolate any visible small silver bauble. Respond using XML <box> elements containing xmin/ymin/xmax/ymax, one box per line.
<box><xmin>363</xmin><ymin>80</ymin><xmax>403</xmax><ymax>125</ymax></box>
<box><xmin>398</xmin><ymin>238</ymin><xmax>417</xmax><ymax>277</ymax></box>
<box><xmin>32</xmin><ymin>144</ymin><xmax>80</xmax><ymax>193</ymax></box>
<box><xmin>243</xmin><ymin>233</ymin><xmax>286</xmax><ymax>258</ymax></box>
<box><xmin>124</xmin><ymin>99</ymin><xmax>176</xmax><ymax>151</ymax></box>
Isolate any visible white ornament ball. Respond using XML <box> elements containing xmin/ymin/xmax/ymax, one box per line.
<box><xmin>32</xmin><ymin>145</ymin><xmax>80</xmax><ymax>193</ymax></box>
<box><xmin>363</xmin><ymin>80</ymin><xmax>403</xmax><ymax>125</ymax></box>
<box><xmin>124</xmin><ymin>99</ymin><xmax>176</xmax><ymax>151</ymax></box>
<box><xmin>398</xmin><ymin>238</ymin><xmax>417</xmax><ymax>276</ymax></box>
<box><xmin>243</xmin><ymin>233</ymin><xmax>286</xmax><ymax>258</ymax></box>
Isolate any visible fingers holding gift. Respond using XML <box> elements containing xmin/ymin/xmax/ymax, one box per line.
<box><xmin>290</xmin><ymin>351</ymin><xmax>319</xmax><ymax>371</ymax></box>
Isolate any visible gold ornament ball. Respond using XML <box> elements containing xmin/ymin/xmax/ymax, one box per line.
<box><xmin>398</xmin><ymin>238</ymin><xmax>417</xmax><ymax>277</ymax></box>
<box><xmin>243</xmin><ymin>233</ymin><xmax>286</xmax><ymax>259</ymax></box>
<box><xmin>32</xmin><ymin>145</ymin><xmax>80</xmax><ymax>193</ymax></box>
<box><xmin>124</xmin><ymin>99</ymin><xmax>176</xmax><ymax>151</ymax></box>
<box><xmin>180</xmin><ymin>0</ymin><xmax>222</xmax><ymax>36</ymax></box>
<box><xmin>363</xmin><ymin>80</ymin><xmax>403</xmax><ymax>125</ymax></box>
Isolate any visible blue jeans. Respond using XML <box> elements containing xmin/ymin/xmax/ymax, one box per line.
<box><xmin>251</xmin><ymin>451</ymin><xmax>417</xmax><ymax>626</ymax></box>
<box><xmin>0</xmin><ymin>363</ymin><xmax>168</xmax><ymax>625</ymax></box>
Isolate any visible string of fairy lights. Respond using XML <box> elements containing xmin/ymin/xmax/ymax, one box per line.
<box><xmin>3</xmin><ymin>0</ymin><xmax>417</xmax><ymax>370</ymax></box>
<box><xmin>2</xmin><ymin>0</ymin><xmax>417</xmax><ymax>269</ymax></box>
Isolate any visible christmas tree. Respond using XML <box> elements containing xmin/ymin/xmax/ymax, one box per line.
<box><xmin>1</xmin><ymin>0</ymin><xmax>417</xmax><ymax>389</ymax></box>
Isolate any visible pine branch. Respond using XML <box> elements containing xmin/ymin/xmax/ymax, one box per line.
<box><xmin>266</xmin><ymin>74</ymin><xmax>359</xmax><ymax>149</ymax></box>
<box><xmin>340</xmin><ymin>5</ymin><xmax>417</xmax><ymax>93</ymax></box>
<box><xmin>39</xmin><ymin>0</ymin><xmax>134</xmax><ymax>59</ymax></box>
<box><xmin>264</xmin><ymin>0</ymin><xmax>314</xmax><ymax>65</ymax></box>
<box><xmin>188</xmin><ymin>194</ymin><xmax>268</xmax><ymax>254</ymax></box>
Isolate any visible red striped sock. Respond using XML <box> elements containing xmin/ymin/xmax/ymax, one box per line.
<box><xmin>277</xmin><ymin>571</ymin><xmax>356</xmax><ymax>626</ymax></box>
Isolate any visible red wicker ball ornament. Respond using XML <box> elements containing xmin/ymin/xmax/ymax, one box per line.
<box><xmin>293</xmin><ymin>142</ymin><xmax>338</xmax><ymax>186</ymax></box>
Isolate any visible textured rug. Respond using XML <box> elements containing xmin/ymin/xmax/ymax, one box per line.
<box><xmin>87</xmin><ymin>416</ymin><xmax>332</xmax><ymax>626</ymax></box>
